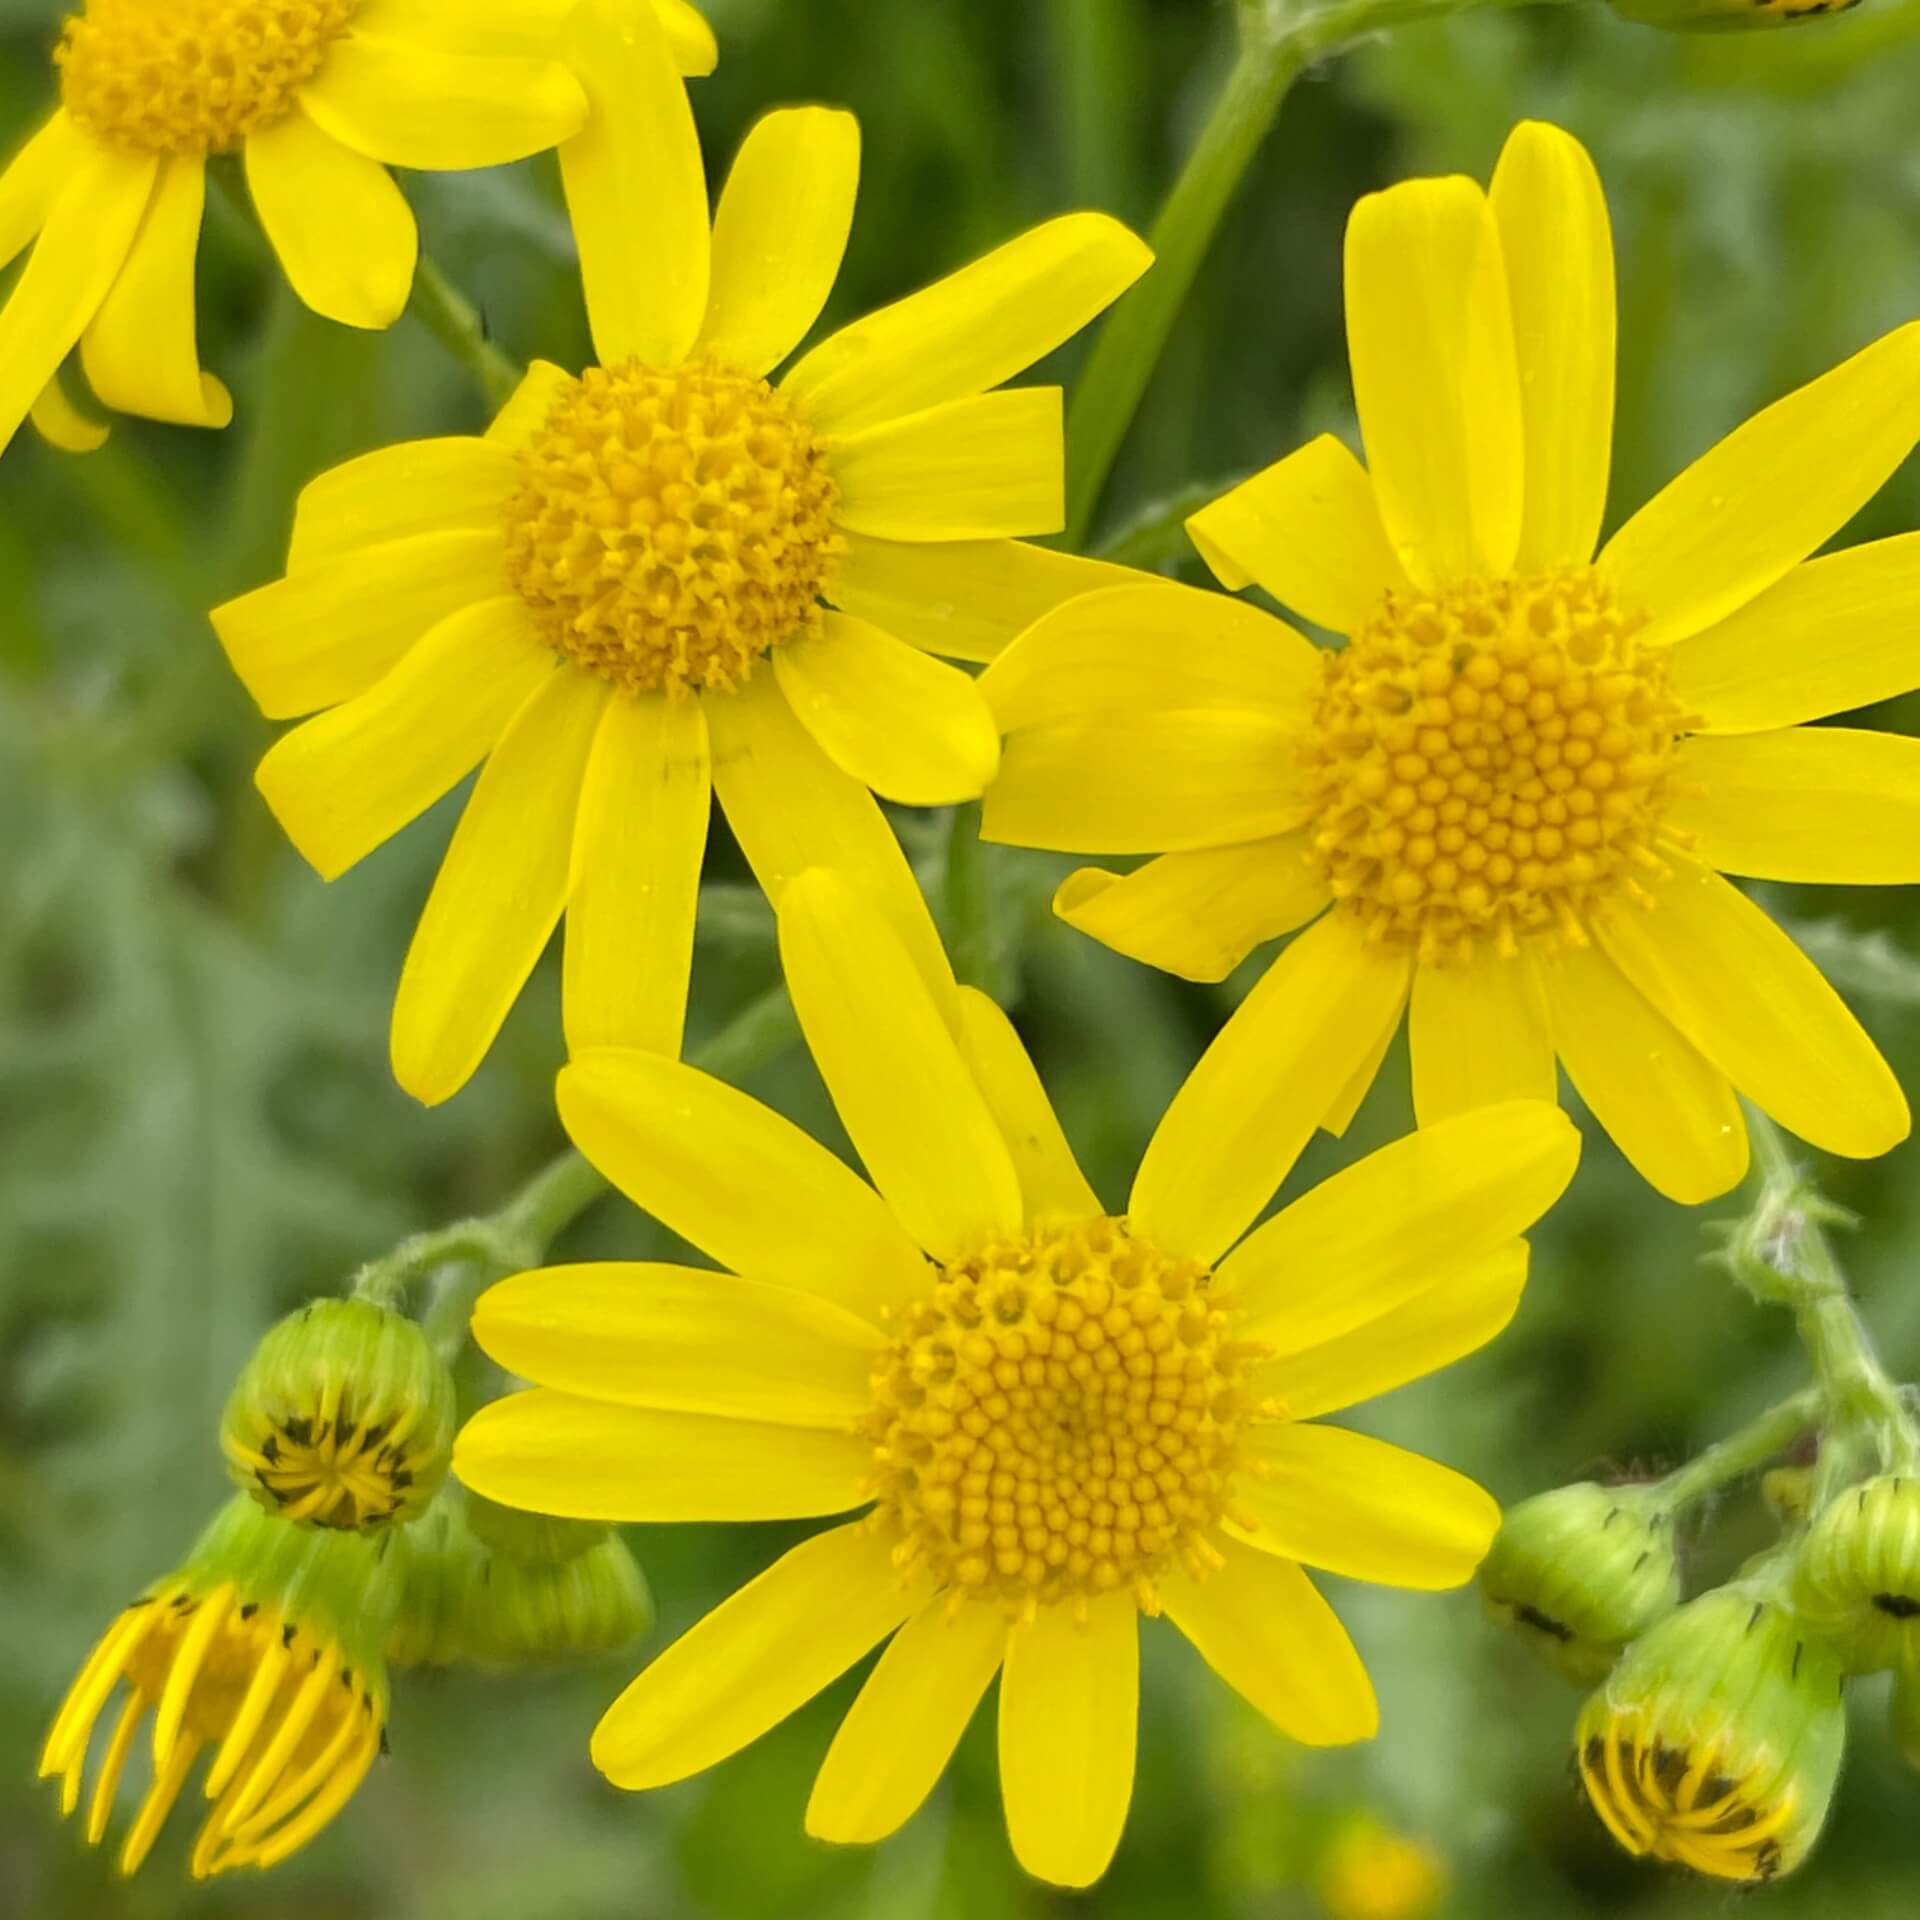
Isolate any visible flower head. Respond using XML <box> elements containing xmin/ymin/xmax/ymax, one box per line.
<box><xmin>0</xmin><ymin>0</ymin><xmax>675</xmax><ymax>452</ymax></box>
<box><xmin>212</xmin><ymin>5</ymin><xmax>1149</xmax><ymax>1106</ymax></box>
<box><xmin>1479</xmin><ymin>1481</ymin><xmax>1680</xmax><ymax>1683</ymax></box>
<box><xmin>1575</xmin><ymin>1582</ymin><xmax>1845</xmax><ymax>1883</ymax></box>
<box><xmin>453</xmin><ymin>867</ymin><xmax>1576</xmax><ymax>1886</ymax></box>
<box><xmin>221</xmin><ymin>1296</ymin><xmax>457</xmax><ymax>1530</ymax></box>
<box><xmin>1316</xmin><ymin>1815</ymin><xmax>1447</xmax><ymax>1920</ymax></box>
<box><xmin>39</xmin><ymin>1493</ymin><xmax>399</xmax><ymax>1879</ymax></box>
<box><xmin>980</xmin><ymin>117</ymin><xmax>1920</xmax><ymax>1204</ymax></box>
<box><xmin>1792</xmin><ymin>1472</ymin><xmax>1920</xmax><ymax>1672</ymax></box>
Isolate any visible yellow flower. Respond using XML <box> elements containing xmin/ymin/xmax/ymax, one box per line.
<box><xmin>39</xmin><ymin>1494</ymin><xmax>399</xmax><ymax>1879</ymax></box>
<box><xmin>0</xmin><ymin>1</ymin><xmax>713</xmax><ymax>453</ymax></box>
<box><xmin>1317</xmin><ymin>1815</ymin><xmax>1447</xmax><ymax>1920</ymax></box>
<box><xmin>211</xmin><ymin>4</ymin><xmax>1149</xmax><ymax>1107</ymax></box>
<box><xmin>454</xmin><ymin>868</ymin><xmax>1577</xmax><ymax>1887</ymax></box>
<box><xmin>980</xmin><ymin>118</ymin><xmax>1920</xmax><ymax>1204</ymax></box>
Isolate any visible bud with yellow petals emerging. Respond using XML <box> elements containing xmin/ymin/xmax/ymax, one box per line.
<box><xmin>222</xmin><ymin>1298</ymin><xmax>456</xmax><ymax>1531</ymax></box>
<box><xmin>1479</xmin><ymin>1482</ymin><xmax>1681</xmax><ymax>1684</ymax></box>
<box><xmin>1575</xmin><ymin>1583</ymin><xmax>1846</xmax><ymax>1884</ymax></box>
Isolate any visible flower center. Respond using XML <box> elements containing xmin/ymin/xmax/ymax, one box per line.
<box><xmin>505</xmin><ymin>360</ymin><xmax>842</xmax><ymax>698</ymax></box>
<box><xmin>229</xmin><ymin>1406</ymin><xmax>424</xmax><ymax>1529</ymax></box>
<box><xmin>864</xmin><ymin>1216</ymin><xmax>1254</xmax><ymax>1613</ymax></box>
<box><xmin>57</xmin><ymin>0</ymin><xmax>360</xmax><ymax>155</ymax></box>
<box><xmin>1580</xmin><ymin>1721</ymin><xmax>1792</xmax><ymax>1883</ymax></box>
<box><xmin>1305</xmin><ymin>570</ymin><xmax>1690</xmax><ymax>960</ymax></box>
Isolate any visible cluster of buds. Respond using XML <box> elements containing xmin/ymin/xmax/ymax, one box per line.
<box><xmin>1485</xmin><ymin>1457</ymin><xmax>1920</xmax><ymax>1885</ymax></box>
<box><xmin>40</xmin><ymin>1294</ymin><xmax>652</xmax><ymax>1881</ymax></box>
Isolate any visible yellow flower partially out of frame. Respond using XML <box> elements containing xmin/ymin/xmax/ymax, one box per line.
<box><xmin>455</xmin><ymin>867</ymin><xmax>1579</xmax><ymax>1888</ymax></box>
<box><xmin>0</xmin><ymin>0</ymin><xmax>716</xmax><ymax>453</ymax></box>
<box><xmin>211</xmin><ymin>0</ymin><xmax>1148</xmax><ymax>1106</ymax></box>
<box><xmin>980</xmin><ymin>118</ymin><xmax>1920</xmax><ymax>1205</ymax></box>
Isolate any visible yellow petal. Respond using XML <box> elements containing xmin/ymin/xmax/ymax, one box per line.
<box><xmin>555</xmin><ymin>0</ymin><xmax>707</xmax><ymax>364</ymax></box>
<box><xmin>1344</xmin><ymin>174</ymin><xmax>1523</xmax><ymax>588</ymax></box>
<box><xmin>0</xmin><ymin>139</ymin><xmax>155</xmax><ymax>453</ymax></box>
<box><xmin>247</xmin><ymin>110</ymin><xmax>416</xmax><ymax>329</ymax></box>
<box><xmin>1534</xmin><ymin>938</ymin><xmax>1747</xmax><ymax>1205</ymax></box>
<box><xmin>454</xmin><ymin>1389</ymin><xmax>871</xmax><ymax>1522</ymax></box>
<box><xmin>1602</xmin><ymin>322</ymin><xmax>1920</xmax><ymax>647</ymax></box>
<box><xmin>287</xmin><ymin>437</ymin><xmax>519</xmax><ymax>572</ymax></box>
<box><xmin>470</xmin><ymin>1261</ymin><xmax>879</xmax><ymax>1427</ymax></box>
<box><xmin>807</xmin><ymin>1599</ymin><xmax>1005</xmax><ymax>1846</ymax></box>
<box><xmin>707</xmin><ymin>669</ymin><xmax>958</xmax><ymax>1021</ymax></box>
<box><xmin>655</xmin><ymin>0</ymin><xmax>718</xmax><ymax>72</ymax></box>
<box><xmin>0</xmin><ymin>114</ymin><xmax>84</xmax><ymax>269</ymax></box>
<box><xmin>1408</xmin><ymin>956</ymin><xmax>1555</xmax><ymax>1127</ymax></box>
<box><xmin>212</xmin><ymin>530</ymin><xmax>509</xmax><ymax>720</ymax></box>
<box><xmin>1129</xmin><ymin>912</ymin><xmax>1411</xmax><ymax>1264</ymax></box>
<box><xmin>1219</xmin><ymin>1099</ymin><xmax>1578</xmax><ymax>1354</ymax></box>
<box><xmin>698</xmin><ymin>107</ymin><xmax>858</xmax><ymax>377</ymax></box>
<box><xmin>983</xmin><ymin>712</ymin><xmax>1310</xmax><ymax>857</ymax></box>
<box><xmin>1668</xmin><ymin>729</ymin><xmax>1920</xmax><ymax>883</ymax></box>
<box><xmin>254</xmin><ymin>597</ymin><xmax>557</xmax><ymax>879</ymax></box>
<box><xmin>80</xmin><ymin>155</ymin><xmax>229</xmax><ymax>428</ymax></box>
<box><xmin>591</xmin><ymin>1523</ymin><xmax>924</xmax><ymax>1788</ymax></box>
<box><xmin>350</xmin><ymin>0</ymin><xmax>573</xmax><ymax>53</ymax></box>
<box><xmin>1237</xmin><ymin>1425</ymin><xmax>1499</xmax><ymax>1589</ymax></box>
<box><xmin>1594</xmin><ymin>857</ymin><xmax>1907</xmax><ymax>1160</ymax></box>
<box><xmin>1667</xmin><ymin>536</ymin><xmax>1920</xmax><ymax>734</ymax></box>
<box><xmin>1488</xmin><ymin>120</ymin><xmax>1615</xmax><ymax>571</ymax></box>
<box><xmin>391</xmin><ymin>666</ymin><xmax>607</xmax><ymax>1104</ymax></box>
<box><xmin>557</xmin><ymin>1048</ymin><xmax>932</xmax><ymax>1325</ymax></box>
<box><xmin>299</xmin><ymin>35</ymin><xmax>587</xmax><ymax>170</ymax></box>
<box><xmin>1159</xmin><ymin>1537</ymin><xmax>1376</xmax><ymax>1744</ymax></box>
<box><xmin>487</xmin><ymin>359</ymin><xmax>572</xmax><ymax>451</ymax></box>
<box><xmin>1053</xmin><ymin>839</ymin><xmax>1329</xmax><ymax>985</ymax></box>
<box><xmin>785</xmin><ymin>210</ymin><xmax>1151</xmax><ymax>429</ymax></box>
<box><xmin>976</xmin><ymin>581</ymin><xmax>1323</xmax><ymax>733</ymax></box>
<box><xmin>998</xmin><ymin>1593</ymin><xmax>1137</xmax><ymax>1890</ymax></box>
<box><xmin>777</xmin><ymin>869</ymin><xmax>1023</xmax><ymax>1261</ymax></box>
<box><xmin>1185</xmin><ymin>435</ymin><xmax>1411</xmax><ymax>633</ymax></box>
<box><xmin>28</xmin><ymin>369</ymin><xmax>107</xmax><ymax>453</ymax></box>
<box><xmin>832</xmin><ymin>532</ymin><xmax>1141</xmax><ymax>665</ymax></box>
<box><xmin>1256</xmin><ymin>1241</ymin><xmax>1529</xmax><ymax>1420</ymax></box>
<box><xmin>773</xmin><ymin>612</ymin><xmax>999</xmax><ymax>806</ymax></box>
<box><xmin>953</xmin><ymin>985</ymin><xmax>1101</xmax><ymax>1222</ymax></box>
<box><xmin>829</xmin><ymin>387</ymin><xmax>1063</xmax><ymax>541</ymax></box>
<box><xmin>562</xmin><ymin>691</ymin><xmax>710</xmax><ymax>1057</ymax></box>
<box><xmin>1319</xmin><ymin>1009</ymin><xmax>1397</xmax><ymax>1140</ymax></box>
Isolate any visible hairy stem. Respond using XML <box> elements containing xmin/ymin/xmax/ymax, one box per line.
<box><xmin>406</xmin><ymin>254</ymin><xmax>526</xmax><ymax>410</ymax></box>
<box><xmin>1655</xmin><ymin>1388</ymin><xmax>1823</xmax><ymax>1511</ymax></box>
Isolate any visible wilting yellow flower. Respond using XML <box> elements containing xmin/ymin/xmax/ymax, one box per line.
<box><xmin>211</xmin><ymin>5</ymin><xmax>1147</xmax><ymax>1106</ymax></box>
<box><xmin>981</xmin><ymin>117</ymin><xmax>1920</xmax><ymax>1204</ymax></box>
<box><xmin>0</xmin><ymin>0</ymin><xmax>717</xmax><ymax>451</ymax></box>
<box><xmin>455</xmin><ymin>869</ymin><xmax>1576</xmax><ymax>1886</ymax></box>
<box><xmin>39</xmin><ymin>1494</ymin><xmax>398</xmax><ymax>1879</ymax></box>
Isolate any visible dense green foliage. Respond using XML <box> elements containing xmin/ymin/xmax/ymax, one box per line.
<box><xmin>7</xmin><ymin>0</ymin><xmax>1920</xmax><ymax>1912</ymax></box>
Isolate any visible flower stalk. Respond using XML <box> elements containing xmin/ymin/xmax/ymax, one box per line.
<box><xmin>406</xmin><ymin>253</ymin><xmax>526</xmax><ymax>410</ymax></box>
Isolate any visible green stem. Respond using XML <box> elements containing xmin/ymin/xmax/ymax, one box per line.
<box><xmin>944</xmin><ymin>802</ymin><xmax>997</xmax><ymax>993</ymax></box>
<box><xmin>1655</xmin><ymin>1388</ymin><xmax>1823</xmax><ymax>1511</ymax></box>
<box><xmin>407</xmin><ymin>254</ymin><xmax>525</xmax><ymax>410</ymax></box>
<box><xmin>1722</xmin><ymin>1106</ymin><xmax>1920</xmax><ymax>1489</ymax></box>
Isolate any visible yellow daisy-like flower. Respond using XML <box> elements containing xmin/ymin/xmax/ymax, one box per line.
<box><xmin>980</xmin><ymin>118</ymin><xmax>1920</xmax><ymax>1204</ymax></box>
<box><xmin>40</xmin><ymin>1495</ymin><xmax>399</xmax><ymax>1879</ymax></box>
<box><xmin>210</xmin><ymin>3</ymin><xmax>1148</xmax><ymax>1106</ymax></box>
<box><xmin>454</xmin><ymin>868</ymin><xmax>1578</xmax><ymax>1887</ymax></box>
<box><xmin>0</xmin><ymin>0</ymin><xmax>715</xmax><ymax>453</ymax></box>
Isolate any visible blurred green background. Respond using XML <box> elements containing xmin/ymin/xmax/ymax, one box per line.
<box><xmin>8</xmin><ymin>0</ymin><xmax>1920</xmax><ymax>1913</ymax></box>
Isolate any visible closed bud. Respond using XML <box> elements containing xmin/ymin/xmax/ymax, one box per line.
<box><xmin>385</xmin><ymin>1493</ymin><xmax>484</xmax><ymax>1669</ymax></box>
<box><xmin>1575</xmin><ymin>1583</ymin><xmax>1846</xmax><ymax>1884</ymax></box>
<box><xmin>459</xmin><ymin>1491</ymin><xmax>654</xmax><ymax>1664</ymax></box>
<box><xmin>1608</xmin><ymin>0</ymin><xmax>1861</xmax><ymax>31</ymax></box>
<box><xmin>1480</xmin><ymin>1483</ymin><xmax>1680</xmax><ymax>1684</ymax></box>
<box><xmin>39</xmin><ymin>1494</ymin><xmax>400</xmax><ymax>1879</ymax></box>
<box><xmin>223</xmin><ymin>1297</ymin><xmax>456</xmax><ymax>1531</ymax></box>
<box><xmin>1793</xmin><ymin>1472</ymin><xmax>1920</xmax><ymax>1674</ymax></box>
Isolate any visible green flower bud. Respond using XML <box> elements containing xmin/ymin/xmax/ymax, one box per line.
<box><xmin>1608</xmin><ymin>0</ymin><xmax>1861</xmax><ymax>32</ymax></box>
<box><xmin>1479</xmin><ymin>1483</ymin><xmax>1680</xmax><ymax>1684</ymax></box>
<box><xmin>459</xmin><ymin>1491</ymin><xmax>654</xmax><ymax>1665</ymax></box>
<box><xmin>1793</xmin><ymin>1473</ymin><xmax>1920</xmax><ymax>1673</ymax></box>
<box><xmin>386</xmin><ymin>1493</ymin><xmax>484</xmax><ymax>1668</ymax></box>
<box><xmin>223</xmin><ymin>1297</ymin><xmax>456</xmax><ymax>1531</ymax></box>
<box><xmin>39</xmin><ymin>1494</ymin><xmax>401</xmax><ymax>1879</ymax></box>
<box><xmin>1575</xmin><ymin>1583</ymin><xmax>1846</xmax><ymax>1884</ymax></box>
